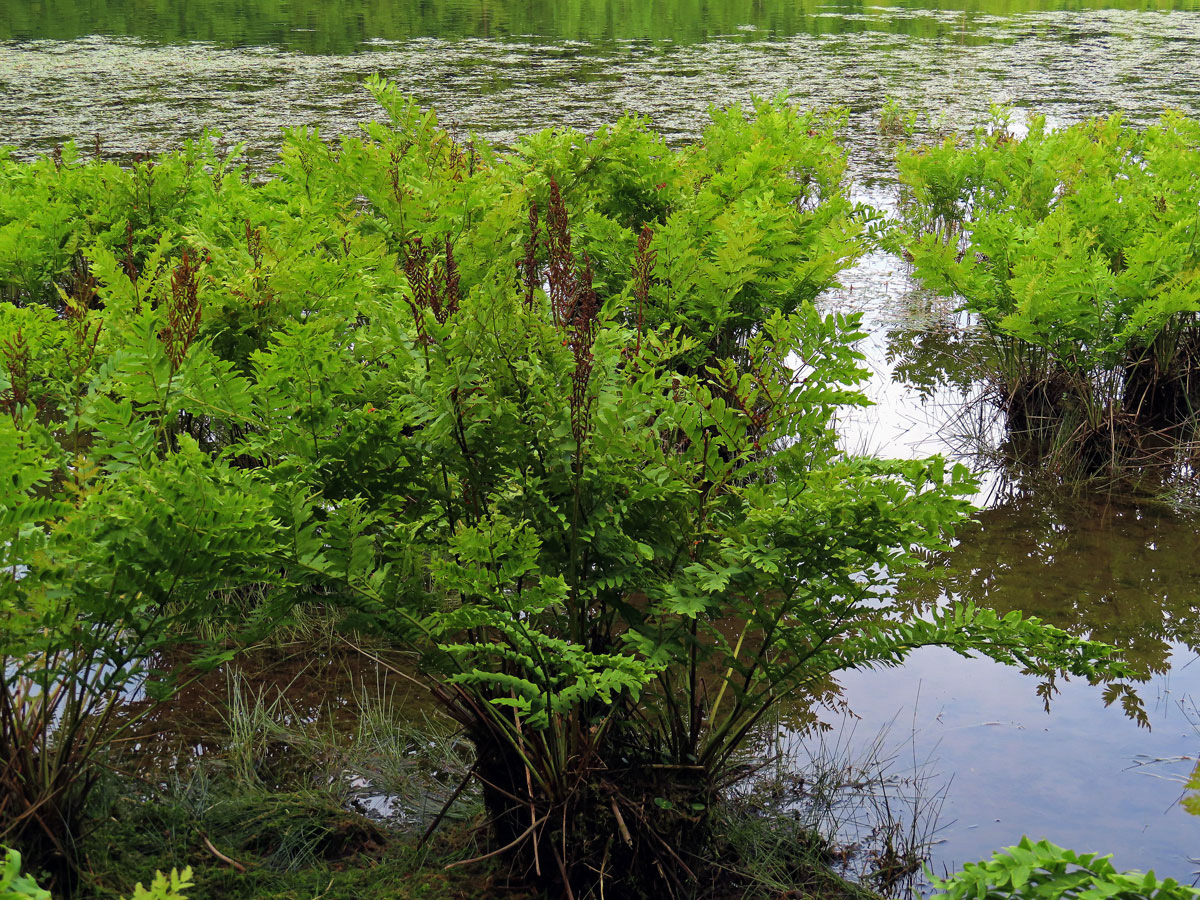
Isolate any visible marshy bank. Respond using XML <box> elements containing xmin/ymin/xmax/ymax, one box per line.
<box><xmin>62</xmin><ymin>643</ymin><xmax>942</xmax><ymax>900</ymax></box>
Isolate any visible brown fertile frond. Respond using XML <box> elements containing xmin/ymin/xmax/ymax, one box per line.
<box><xmin>632</xmin><ymin>225</ymin><xmax>656</xmax><ymax>353</ymax></box>
<box><xmin>122</xmin><ymin>221</ymin><xmax>139</xmax><ymax>283</ymax></box>
<box><xmin>569</xmin><ymin>255</ymin><xmax>600</xmax><ymax>449</ymax></box>
<box><xmin>159</xmin><ymin>248</ymin><xmax>202</xmax><ymax>370</ymax></box>
<box><xmin>245</xmin><ymin>219</ymin><xmax>264</xmax><ymax>269</ymax></box>
<box><xmin>523</xmin><ymin>202</ymin><xmax>541</xmax><ymax>311</ymax></box>
<box><xmin>443</xmin><ymin>236</ymin><xmax>460</xmax><ymax>323</ymax></box>
<box><xmin>0</xmin><ymin>326</ymin><xmax>30</xmax><ymax>417</ymax></box>
<box><xmin>404</xmin><ymin>237</ymin><xmax>436</xmax><ymax>312</ymax></box>
<box><xmin>63</xmin><ymin>260</ymin><xmax>103</xmax><ymax>377</ymax></box>
<box><xmin>547</xmin><ymin>178</ymin><xmax>578</xmax><ymax>328</ymax></box>
<box><xmin>404</xmin><ymin>235</ymin><xmax>461</xmax><ymax>336</ymax></box>
<box><xmin>539</xmin><ymin>182</ymin><xmax>601</xmax><ymax>449</ymax></box>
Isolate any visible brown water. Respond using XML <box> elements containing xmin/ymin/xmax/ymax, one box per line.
<box><xmin>3</xmin><ymin>0</ymin><xmax>1200</xmax><ymax>883</ymax></box>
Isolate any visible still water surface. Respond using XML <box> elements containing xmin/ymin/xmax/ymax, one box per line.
<box><xmin>3</xmin><ymin>0</ymin><xmax>1199</xmax><ymax>882</ymax></box>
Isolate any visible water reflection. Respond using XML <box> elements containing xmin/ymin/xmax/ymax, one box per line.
<box><xmin>824</xmin><ymin>250</ymin><xmax>1200</xmax><ymax>879</ymax></box>
<box><xmin>836</xmin><ymin>644</ymin><xmax>1199</xmax><ymax>881</ymax></box>
<box><xmin>903</xmin><ymin>496</ymin><xmax>1200</xmax><ymax>676</ymax></box>
<box><xmin>5</xmin><ymin>0</ymin><xmax>1199</xmax><ymax>51</ymax></box>
<box><xmin>884</xmin><ymin>302</ymin><xmax>979</xmax><ymax>403</ymax></box>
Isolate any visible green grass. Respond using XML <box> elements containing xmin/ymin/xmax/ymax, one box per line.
<box><xmin>80</xmin><ymin>774</ymin><xmax>502</xmax><ymax>900</ymax></box>
<box><xmin>79</xmin><ymin>773</ymin><xmax>879</xmax><ymax>900</ymax></box>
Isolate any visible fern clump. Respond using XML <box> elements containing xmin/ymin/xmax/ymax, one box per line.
<box><xmin>898</xmin><ymin>111</ymin><xmax>1200</xmax><ymax>484</ymax></box>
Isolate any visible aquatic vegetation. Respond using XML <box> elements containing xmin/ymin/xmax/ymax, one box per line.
<box><xmin>925</xmin><ymin>838</ymin><xmax>1200</xmax><ymax>900</ymax></box>
<box><xmin>0</xmin><ymin>848</ymin><xmax>49</xmax><ymax>900</ymax></box>
<box><xmin>0</xmin><ymin>82</ymin><xmax>1146</xmax><ymax>897</ymax></box>
<box><xmin>120</xmin><ymin>870</ymin><xmax>193</xmax><ymax>900</ymax></box>
<box><xmin>897</xmin><ymin>112</ymin><xmax>1200</xmax><ymax>483</ymax></box>
<box><xmin>732</xmin><ymin>716</ymin><xmax>950</xmax><ymax>897</ymax></box>
<box><xmin>1185</xmin><ymin>762</ymin><xmax>1200</xmax><ymax>818</ymax></box>
<box><xmin>0</xmin><ymin>851</ymin><xmax>190</xmax><ymax>900</ymax></box>
<box><xmin>879</xmin><ymin>97</ymin><xmax>918</xmax><ymax>138</ymax></box>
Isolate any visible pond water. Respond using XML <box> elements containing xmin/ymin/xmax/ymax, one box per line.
<box><xmin>4</xmin><ymin>0</ymin><xmax>1200</xmax><ymax>884</ymax></box>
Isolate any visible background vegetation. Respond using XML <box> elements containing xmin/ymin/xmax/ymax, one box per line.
<box><xmin>4</xmin><ymin>0</ymin><xmax>1200</xmax><ymax>51</ymax></box>
<box><xmin>898</xmin><ymin>110</ymin><xmax>1200</xmax><ymax>483</ymax></box>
